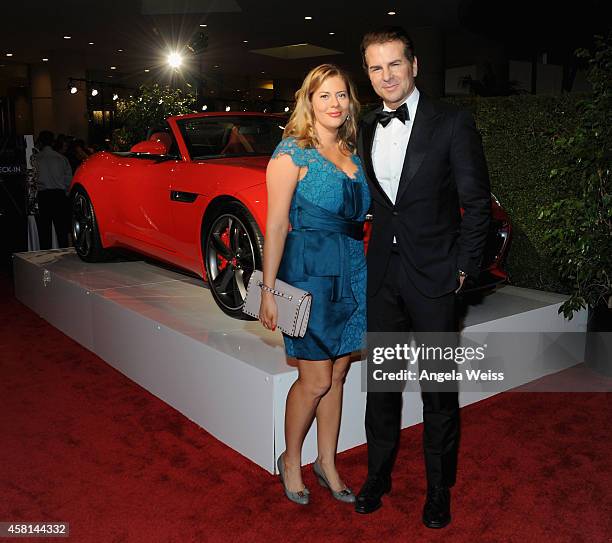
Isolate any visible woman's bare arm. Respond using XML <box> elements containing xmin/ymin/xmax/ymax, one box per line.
<box><xmin>262</xmin><ymin>153</ymin><xmax>301</xmax><ymax>288</ymax></box>
<box><xmin>259</xmin><ymin>152</ymin><xmax>302</xmax><ymax>329</ymax></box>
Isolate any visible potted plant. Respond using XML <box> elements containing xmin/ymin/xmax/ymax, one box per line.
<box><xmin>539</xmin><ymin>33</ymin><xmax>611</xmax><ymax>375</ymax></box>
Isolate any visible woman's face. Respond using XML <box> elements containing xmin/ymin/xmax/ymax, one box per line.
<box><xmin>311</xmin><ymin>75</ymin><xmax>350</xmax><ymax>134</ymax></box>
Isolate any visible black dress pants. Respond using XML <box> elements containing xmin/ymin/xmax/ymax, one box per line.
<box><xmin>366</xmin><ymin>249</ymin><xmax>460</xmax><ymax>488</ymax></box>
<box><xmin>36</xmin><ymin>189</ymin><xmax>71</xmax><ymax>249</ymax></box>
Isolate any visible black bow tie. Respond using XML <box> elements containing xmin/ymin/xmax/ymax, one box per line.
<box><xmin>376</xmin><ymin>103</ymin><xmax>409</xmax><ymax>127</ymax></box>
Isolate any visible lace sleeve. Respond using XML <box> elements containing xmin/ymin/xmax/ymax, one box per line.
<box><xmin>271</xmin><ymin>137</ymin><xmax>309</xmax><ymax>167</ymax></box>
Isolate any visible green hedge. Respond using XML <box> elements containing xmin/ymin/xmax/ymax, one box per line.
<box><xmin>445</xmin><ymin>94</ymin><xmax>584</xmax><ymax>293</ymax></box>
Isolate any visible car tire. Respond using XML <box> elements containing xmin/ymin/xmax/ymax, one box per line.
<box><xmin>71</xmin><ymin>187</ymin><xmax>114</xmax><ymax>262</ymax></box>
<box><xmin>203</xmin><ymin>201</ymin><xmax>264</xmax><ymax>319</ymax></box>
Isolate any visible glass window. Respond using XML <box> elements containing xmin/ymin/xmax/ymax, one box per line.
<box><xmin>176</xmin><ymin>116</ymin><xmax>285</xmax><ymax>159</ymax></box>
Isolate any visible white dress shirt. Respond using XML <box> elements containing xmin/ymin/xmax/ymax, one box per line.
<box><xmin>372</xmin><ymin>87</ymin><xmax>420</xmax><ymax>205</ymax></box>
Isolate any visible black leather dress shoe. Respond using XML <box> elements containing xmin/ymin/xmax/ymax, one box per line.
<box><xmin>354</xmin><ymin>476</ymin><xmax>391</xmax><ymax>514</ymax></box>
<box><xmin>422</xmin><ymin>485</ymin><xmax>451</xmax><ymax>528</ymax></box>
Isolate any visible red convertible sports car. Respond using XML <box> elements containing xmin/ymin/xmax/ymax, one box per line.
<box><xmin>70</xmin><ymin>112</ymin><xmax>511</xmax><ymax>318</ymax></box>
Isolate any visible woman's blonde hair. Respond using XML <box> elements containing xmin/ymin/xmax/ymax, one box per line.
<box><xmin>283</xmin><ymin>64</ymin><xmax>360</xmax><ymax>153</ymax></box>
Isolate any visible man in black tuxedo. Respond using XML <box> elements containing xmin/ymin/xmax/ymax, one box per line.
<box><xmin>355</xmin><ymin>27</ymin><xmax>491</xmax><ymax>528</ymax></box>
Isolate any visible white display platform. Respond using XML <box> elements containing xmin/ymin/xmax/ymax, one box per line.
<box><xmin>13</xmin><ymin>249</ymin><xmax>587</xmax><ymax>473</ymax></box>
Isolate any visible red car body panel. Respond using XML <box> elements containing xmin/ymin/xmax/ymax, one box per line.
<box><xmin>70</xmin><ymin>112</ymin><xmax>510</xmax><ymax>289</ymax></box>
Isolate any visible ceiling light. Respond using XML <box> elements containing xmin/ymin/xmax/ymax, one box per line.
<box><xmin>225</xmin><ymin>106</ymin><xmax>231</xmax><ymax>111</ymax></box>
<box><xmin>305</xmin><ymin>16</ymin><xmax>312</xmax><ymax>20</ymax></box>
<box><xmin>243</xmin><ymin>40</ymin><xmax>248</xmax><ymax>43</ymax></box>
<box><xmin>329</xmin><ymin>32</ymin><xmax>335</xmax><ymax>35</ymax></box>
<box><xmin>144</xmin><ymin>68</ymin><xmax>150</xmax><ymax>72</ymax></box>
<box><xmin>110</xmin><ymin>66</ymin><xmax>117</xmax><ymax>70</ymax></box>
<box><xmin>70</xmin><ymin>86</ymin><xmax>78</xmax><ymax>94</ymax></box>
<box><xmin>63</xmin><ymin>35</ymin><xmax>71</xmax><ymax>39</ymax></box>
<box><xmin>117</xmin><ymin>49</ymin><xmax>123</xmax><ymax>52</ymax></box>
<box><xmin>199</xmin><ymin>24</ymin><xmax>207</xmax><ymax>27</ymax></box>
<box><xmin>88</xmin><ymin>42</ymin><xmax>94</xmax><ymax>45</ymax></box>
<box><xmin>112</xmin><ymin>93</ymin><xmax>119</xmax><ymax>101</ymax></box>
<box><xmin>387</xmin><ymin>11</ymin><xmax>396</xmax><ymax>15</ymax></box>
<box><xmin>167</xmin><ymin>52</ymin><xmax>182</xmax><ymax>69</ymax></box>
<box><xmin>91</xmin><ymin>88</ymin><xmax>98</xmax><ymax>96</ymax></box>
<box><xmin>6</xmin><ymin>53</ymin><xmax>13</xmax><ymax>57</ymax></box>
<box><xmin>214</xmin><ymin>65</ymin><xmax>219</xmax><ymax>68</ymax></box>
<box><xmin>42</xmin><ymin>58</ymin><xmax>49</xmax><ymax>62</ymax></box>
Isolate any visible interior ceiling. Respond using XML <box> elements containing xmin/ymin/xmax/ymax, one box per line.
<box><xmin>0</xmin><ymin>0</ymin><xmax>461</xmax><ymax>86</ymax></box>
<box><xmin>0</xmin><ymin>0</ymin><xmax>607</xmax><ymax>92</ymax></box>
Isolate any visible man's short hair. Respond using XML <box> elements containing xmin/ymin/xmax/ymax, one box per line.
<box><xmin>37</xmin><ymin>130</ymin><xmax>55</xmax><ymax>148</ymax></box>
<box><xmin>360</xmin><ymin>26</ymin><xmax>415</xmax><ymax>71</ymax></box>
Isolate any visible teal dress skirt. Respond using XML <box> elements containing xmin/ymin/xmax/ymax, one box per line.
<box><xmin>272</xmin><ymin>137</ymin><xmax>371</xmax><ymax>361</ymax></box>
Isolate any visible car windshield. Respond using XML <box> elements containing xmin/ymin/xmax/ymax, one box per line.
<box><xmin>176</xmin><ymin>116</ymin><xmax>285</xmax><ymax>160</ymax></box>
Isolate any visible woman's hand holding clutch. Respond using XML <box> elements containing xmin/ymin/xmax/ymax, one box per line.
<box><xmin>259</xmin><ymin>291</ymin><xmax>278</xmax><ymax>331</ymax></box>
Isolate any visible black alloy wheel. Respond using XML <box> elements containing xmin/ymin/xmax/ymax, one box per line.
<box><xmin>71</xmin><ymin>188</ymin><xmax>113</xmax><ymax>262</ymax></box>
<box><xmin>203</xmin><ymin>202</ymin><xmax>264</xmax><ymax>319</ymax></box>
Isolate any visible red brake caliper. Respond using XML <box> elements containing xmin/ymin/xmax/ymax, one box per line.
<box><xmin>218</xmin><ymin>228</ymin><xmax>236</xmax><ymax>270</ymax></box>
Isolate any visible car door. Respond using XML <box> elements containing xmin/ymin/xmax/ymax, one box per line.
<box><xmin>115</xmin><ymin>157</ymin><xmax>179</xmax><ymax>257</ymax></box>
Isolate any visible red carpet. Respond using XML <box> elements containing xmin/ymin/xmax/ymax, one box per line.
<box><xmin>1</xmin><ymin>269</ymin><xmax>610</xmax><ymax>542</ymax></box>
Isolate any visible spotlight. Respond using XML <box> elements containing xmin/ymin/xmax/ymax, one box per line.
<box><xmin>112</xmin><ymin>93</ymin><xmax>119</xmax><ymax>101</ymax></box>
<box><xmin>284</xmin><ymin>106</ymin><xmax>290</xmax><ymax>112</ymax></box>
<box><xmin>70</xmin><ymin>86</ymin><xmax>78</xmax><ymax>94</ymax></box>
<box><xmin>167</xmin><ymin>52</ymin><xmax>182</xmax><ymax>69</ymax></box>
<box><xmin>201</xmin><ymin>105</ymin><xmax>208</xmax><ymax>111</ymax></box>
<box><xmin>225</xmin><ymin>106</ymin><xmax>231</xmax><ymax>111</ymax></box>
<box><xmin>91</xmin><ymin>88</ymin><xmax>98</xmax><ymax>97</ymax></box>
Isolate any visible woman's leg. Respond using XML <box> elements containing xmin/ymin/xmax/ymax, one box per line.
<box><xmin>315</xmin><ymin>355</ymin><xmax>352</xmax><ymax>491</ymax></box>
<box><xmin>282</xmin><ymin>358</ymin><xmax>332</xmax><ymax>492</ymax></box>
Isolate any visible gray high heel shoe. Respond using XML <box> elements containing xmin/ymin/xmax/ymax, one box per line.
<box><xmin>313</xmin><ymin>459</ymin><xmax>356</xmax><ymax>503</ymax></box>
<box><xmin>277</xmin><ymin>453</ymin><xmax>310</xmax><ymax>505</ymax></box>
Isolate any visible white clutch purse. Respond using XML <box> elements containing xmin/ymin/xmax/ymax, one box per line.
<box><xmin>242</xmin><ymin>270</ymin><xmax>312</xmax><ymax>337</ymax></box>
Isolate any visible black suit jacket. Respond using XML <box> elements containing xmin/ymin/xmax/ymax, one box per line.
<box><xmin>358</xmin><ymin>93</ymin><xmax>491</xmax><ymax>298</ymax></box>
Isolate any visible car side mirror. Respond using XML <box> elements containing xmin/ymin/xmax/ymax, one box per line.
<box><xmin>130</xmin><ymin>140</ymin><xmax>168</xmax><ymax>154</ymax></box>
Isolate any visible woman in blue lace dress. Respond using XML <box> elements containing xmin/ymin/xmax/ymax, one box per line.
<box><xmin>259</xmin><ymin>64</ymin><xmax>370</xmax><ymax>505</ymax></box>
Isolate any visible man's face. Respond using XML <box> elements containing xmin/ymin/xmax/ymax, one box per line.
<box><xmin>364</xmin><ymin>39</ymin><xmax>418</xmax><ymax>110</ymax></box>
